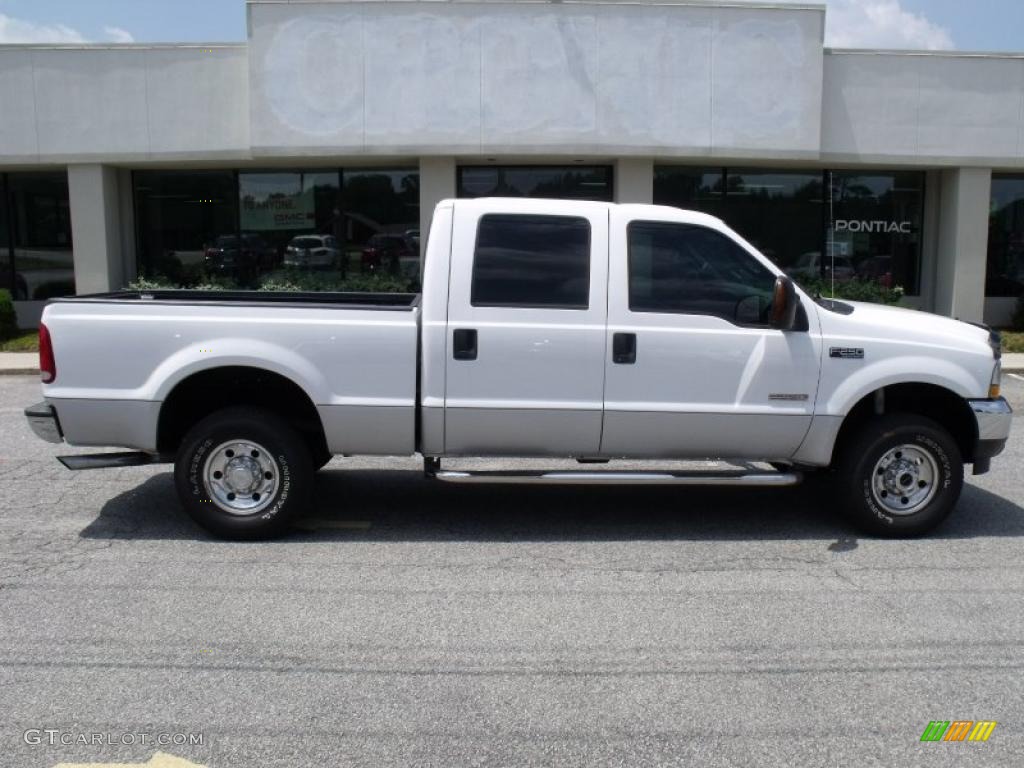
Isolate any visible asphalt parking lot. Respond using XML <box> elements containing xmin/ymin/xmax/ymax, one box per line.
<box><xmin>2</xmin><ymin>374</ymin><xmax>1024</xmax><ymax>767</ymax></box>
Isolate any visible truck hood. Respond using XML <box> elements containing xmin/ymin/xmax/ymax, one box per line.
<box><xmin>814</xmin><ymin>298</ymin><xmax>995</xmax><ymax>359</ymax></box>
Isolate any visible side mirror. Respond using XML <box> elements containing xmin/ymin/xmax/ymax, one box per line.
<box><xmin>770</xmin><ymin>276</ymin><xmax>800</xmax><ymax>331</ymax></box>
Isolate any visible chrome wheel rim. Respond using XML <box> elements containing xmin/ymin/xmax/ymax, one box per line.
<box><xmin>203</xmin><ymin>439</ymin><xmax>279</xmax><ymax>516</ymax></box>
<box><xmin>871</xmin><ymin>444</ymin><xmax>939</xmax><ymax>516</ymax></box>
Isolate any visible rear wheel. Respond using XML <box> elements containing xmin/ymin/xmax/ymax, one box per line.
<box><xmin>174</xmin><ymin>407</ymin><xmax>312</xmax><ymax>540</ymax></box>
<box><xmin>835</xmin><ymin>413</ymin><xmax>963</xmax><ymax>537</ymax></box>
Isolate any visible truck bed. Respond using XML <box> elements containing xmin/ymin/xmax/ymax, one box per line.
<box><xmin>41</xmin><ymin>289</ymin><xmax>421</xmax><ymax>456</ymax></box>
<box><xmin>56</xmin><ymin>289</ymin><xmax>421</xmax><ymax>310</ymax></box>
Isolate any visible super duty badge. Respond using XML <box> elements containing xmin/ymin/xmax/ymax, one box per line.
<box><xmin>830</xmin><ymin>347</ymin><xmax>865</xmax><ymax>360</ymax></box>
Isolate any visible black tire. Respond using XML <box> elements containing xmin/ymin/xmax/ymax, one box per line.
<box><xmin>174</xmin><ymin>406</ymin><xmax>312</xmax><ymax>540</ymax></box>
<box><xmin>835</xmin><ymin>413</ymin><xmax>963</xmax><ymax>537</ymax></box>
<box><xmin>313</xmin><ymin>449</ymin><xmax>333</xmax><ymax>472</ymax></box>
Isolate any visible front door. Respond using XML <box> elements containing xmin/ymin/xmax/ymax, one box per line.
<box><xmin>600</xmin><ymin>211</ymin><xmax>821</xmax><ymax>459</ymax></box>
<box><xmin>443</xmin><ymin>203</ymin><xmax>610</xmax><ymax>456</ymax></box>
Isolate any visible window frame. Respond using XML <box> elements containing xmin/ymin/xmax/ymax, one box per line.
<box><xmin>457</xmin><ymin>165</ymin><xmax>615</xmax><ymax>202</ymax></box>
<box><xmin>625</xmin><ymin>219</ymin><xmax>778</xmax><ymax>328</ymax></box>
<box><xmin>470</xmin><ymin>212</ymin><xmax>593</xmax><ymax>311</ymax></box>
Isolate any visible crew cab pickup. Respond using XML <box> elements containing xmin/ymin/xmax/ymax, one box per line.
<box><xmin>25</xmin><ymin>198</ymin><xmax>1012</xmax><ymax>539</ymax></box>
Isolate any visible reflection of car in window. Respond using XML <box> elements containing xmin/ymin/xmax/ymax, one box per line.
<box><xmin>361</xmin><ymin>234</ymin><xmax>417</xmax><ymax>275</ymax></box>
<box><xmin>283</xmin><ymin>235</ymin><xmax>340</xmax><ymax>269</ymax></box>
<box><xmin>856</xmin><ymin>256</ymin><xmax>893</xmax><ymax>287</ymax></box>
<box><xmin>204</xmin><ymin>234</ymin><xmax>276</xmax><ymax>274</ymax></box>
<box><xmin>786</xmin><ymin>252</ymin><xmax>856</xmax><ymax>282</ymax></box>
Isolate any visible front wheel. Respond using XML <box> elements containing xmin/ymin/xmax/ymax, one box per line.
<box><xmin>835</xmin><ymin>414</ymin><xmax>963</xmax><ymax>537</ymax></box>
<box><xmin>174</xmin><ymin>407</ymin><xmax>312</xmax><ymax>540</ymax></box>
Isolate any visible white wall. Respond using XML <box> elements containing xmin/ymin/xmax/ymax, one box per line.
<box><xmin>248</xmin><ymin>1</ymin><xmax>825</xmax><ymax>159</ymax></box>
<box><xmin>67</xmin><ymin>164</ymin><xmax>123</xmax><ymax>294</ymax></box>
<box><xmin>934</xmin><ymin>168</ymin><xmax>992</xmax><ymax>323</ymax></box>
<box><xmin>0</xmin><ymin>45</ymin><xmax>250</xmax><ymax>164</ymax></box>
<box><xmin>823</xmin><ymin>51</ymin><xmax>1024</xmax><ymax>167</ymax></box>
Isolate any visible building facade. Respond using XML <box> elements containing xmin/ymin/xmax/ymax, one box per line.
<box><xmin>1</xmin><ymin>0</ymin><xmax>1023</xmax><ymax>327</ymax></box>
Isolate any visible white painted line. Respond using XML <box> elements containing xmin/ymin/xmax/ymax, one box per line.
<box><xmin>1009</xmin><ymin>373</ymin><xmax>1024</xmax><ymax>382</ymax></box>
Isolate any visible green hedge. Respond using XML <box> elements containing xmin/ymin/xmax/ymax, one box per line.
<box><xmin>0</xmin><ymin>289</ymin><xmax>16</xmax><ymax>339</ymax></box>
<box><xmin>795</xmin><ymin>278</ymin><xmax>905</xmax><ymax>306</ymax></box>
<box><xmin>127</xmin><ymin>270</ymin><xmax>417</xmax><ymax>295</ymax></box>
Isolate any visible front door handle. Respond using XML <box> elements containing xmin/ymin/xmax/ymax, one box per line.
<box><xmin>612</xmin><ymin>332</ymin><xmax>637</xmax><ymax>364</ymax></box>
<box><xmin>453</xmin><ymin>328</ymin><xmax>478</xmax><ymax>361</ymax></box>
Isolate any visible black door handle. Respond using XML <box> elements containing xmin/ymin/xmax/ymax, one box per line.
<box><xmin>453</xmin><ymin>328</ymin><xmax>478</xmax><ymax>361</ymax></box>
<box><xmin>613</xmin><ymin>332</ymin><xmax>636</xmax><ymax>364</ymax></box>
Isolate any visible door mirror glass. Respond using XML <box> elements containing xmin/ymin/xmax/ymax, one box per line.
<box><xmin>770</xmin><ymin>276</ymin><xmax>801</xmax><ymax>331</ymax></box>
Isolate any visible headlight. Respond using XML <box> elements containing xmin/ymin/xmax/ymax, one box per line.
<box><xmin>990</xmin><ymin>360</ymin><xmax>1002</xmax><ymax>400</ymax></box>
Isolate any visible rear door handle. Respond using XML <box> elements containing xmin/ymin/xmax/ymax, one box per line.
<box><xmin>452</xmin><ymin>328</ymin><xmax>478</xmax><ymax>361</ymax></box>
<box><xmin>612</xmin><ymin>332</ymin><xmax>637</xmax><ymax>364</ymax></box>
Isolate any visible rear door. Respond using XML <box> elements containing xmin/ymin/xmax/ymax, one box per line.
<box><xmin>443</xmin><ymin>201</ymin><xmax>609</xmax><ymax>456</ymax></box>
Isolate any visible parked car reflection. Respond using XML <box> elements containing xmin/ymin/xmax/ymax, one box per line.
<box><xmin>204</xmin><ymin>234</ymin><xmax>276</xmax><ymax>277</ymax></box>
<box><xmin>361</xmin><ymin>233</ymin><xmax>418</xmax><ymax>275</ymax></box>
<box><xmin>283</xmin><ymin>235</ymin><xmax>341</xmax><ymax>269</ymax></box>
<box><xmin>786</xmin><ymin>252</ymin><xmax>856</xmax><ymax>282</ymax></box>
<box><xmin>856</xmin><ymin>256</ymin><xmax>894</xmax><ymax>288</ymax></box>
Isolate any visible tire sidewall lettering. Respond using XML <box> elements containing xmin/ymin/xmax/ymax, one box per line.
<box><xmin>188</xmin><ymin>438</ymin><xmax>214</xmax><ymax>498</ymax></box>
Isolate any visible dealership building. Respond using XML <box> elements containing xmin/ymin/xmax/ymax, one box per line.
<box><xmin>1</xmin><ymin>0</ymin><xmax>1024</xmax><ymax>327</ymax></box>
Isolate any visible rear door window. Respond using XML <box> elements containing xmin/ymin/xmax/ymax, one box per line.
<box><xmin>471</xmin><ymin>214</ymin><xmax>591</xmax><ymax>309</ymax></box>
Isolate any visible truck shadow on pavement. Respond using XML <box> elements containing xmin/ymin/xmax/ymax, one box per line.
<box><xmin>80</xmin><ymin>469</ymin><xmax>1024</xmax><ymax>543</ymax></box>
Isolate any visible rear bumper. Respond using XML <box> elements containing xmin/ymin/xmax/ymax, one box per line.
<box><xmin>24</xmin><ymin>401</ymin><xmax>63</xmax><ymax>444</ymax></box>
<box><xmin>968</xmin><ymin>397</ymin><xmax>1013</xmax><ymax>474</ymax></box>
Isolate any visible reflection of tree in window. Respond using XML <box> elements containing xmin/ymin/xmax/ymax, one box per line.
<box><xmin>987</xmin><ymin>175</ymin><xmax>1024</xmax><ymax>297</ymax></box>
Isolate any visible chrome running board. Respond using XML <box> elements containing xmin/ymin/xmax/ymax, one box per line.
<box><xmin>432</xmin><ymin>469</ymin><xmax>802</xmax><ymax>487</ymax></box>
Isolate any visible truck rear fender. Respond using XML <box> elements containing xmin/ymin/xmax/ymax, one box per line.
<box><xmin>148</xmin><ymin>340</ymin><xmax>330</xmax><ymax>405</ymax></box>
<box><xmin>156</xmin><ymin>364</ymin><xmax>328</xmax><ymax>459</ymax></box>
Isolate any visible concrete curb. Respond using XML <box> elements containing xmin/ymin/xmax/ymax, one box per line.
<box><xmin>0</xmin><ymin>352</ymin><xmax>40</xmax><ymax>376</ymax></box>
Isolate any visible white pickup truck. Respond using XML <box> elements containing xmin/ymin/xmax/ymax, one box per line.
<box><xmin>25</xmin><ymin>198</ymin><xmax>1011</xmax><ymax>539</ymax></box>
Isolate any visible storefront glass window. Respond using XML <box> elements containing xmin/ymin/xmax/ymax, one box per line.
<box><xmin>134</xmin><ymin>170</ymin><xmax>238</xmax><ymax>287</ymax></box>
<box><xmin>653</xmin><ymin>167</ymin><xmax>725</xmax><ymax>219</ymax></box>
<box><xmin>341</xmin><ymin>169</ymin><xmax>420</xmax><ymax>279</ymax></box>
<box><xmin>827</xmin><ymin>172</ymin><xmax>923</xmax><ymax>295</ymax></box>
<box><xmin>134</xmin><ymin>168</ymin><xmax>420</xmax><ymax>290</ymax></box>
<box><xmin>238</xmin><ymin>171</ymin><xmax>341</xmax><ymax>283</ymax></box>
<box><xmin>3</xmin><ymin>172</ymin><xmax>75</xmax><ymax>300</ymax></box>
<box><xmin>724</xmin><ymin>170</ymin><xmax>823</xmax><ymax>273</ymax></box>
<box><xmin>987</xmin><ymin>175</ymin><xmax>1024</xmax><ymax>297</ymax></box>
<box><xmin>0</xmin><ymin>177</ymin><xmax>13</xmax><ymax>300</ymax></box>
<box><xmin>458</xmin><ymin>165</ymin><xmax>613</xmax><ymax>202</ymax></box>
<box><xmin>654</xmin><ymin>166</ymin><xmax>924</xmax><ymax>295</ymax></box>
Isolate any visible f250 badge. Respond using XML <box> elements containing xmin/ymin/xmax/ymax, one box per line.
<box><xmin>830</xmin><ymin>347</ymin><xmax>865</xmax><ymax>360</ymax></box>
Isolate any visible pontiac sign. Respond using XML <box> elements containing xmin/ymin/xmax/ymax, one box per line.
<box><xmin>834</xmin><ymin>220</ymin><xmax>913</xmax><ymax>234</ymax></box>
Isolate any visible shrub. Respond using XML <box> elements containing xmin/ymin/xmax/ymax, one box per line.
<box><xmin>260</xmin><ymin>271</ymin><xmax>414</xmax><ymax>294</ymax></box>
<box><xmin>0</xmin><ymin>289</ymin><xmax>16</xmax><ymax>339</ymax></box>
<box><xmin>795</xmin><ymin>278</ymin><xmax>904</xmax><ymax>306</ymax></box>
<box><xmin>126</xmin><ymin>271</ymin><xmax>417</xmax><ymax>295</ymax></box>
<box><xmin>126</xmin><ymin>275</ymin><xmax>233</xmax><ymax>292</ymax></box>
